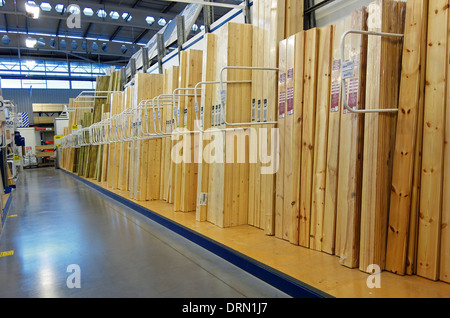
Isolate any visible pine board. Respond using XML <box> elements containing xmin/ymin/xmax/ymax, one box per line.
<box><xmin>417</xmin><ymin>0</ymin><xmax>448</xmax><ymax>281</ymax></box>
<box><xmin>386</xmin><ymin>0</ymin><xmax>428</xmax><ymax>276</ymax></box>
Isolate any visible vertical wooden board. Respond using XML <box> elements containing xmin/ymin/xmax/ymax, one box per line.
<box><xmin>310</xmin><ymin>24</ymin><xmax>333</xmax><ymax>251</ymax></box>
<box><xmin>174</xmin><ymin>51</ymin><xmax>188</xmax><ymax>211</ymax></box>
<box><xmin>113</xmin><ymin>92</ymin><xmax>125</xmax><ymax>189</ymax></box>
<box><xmin>289</xmin><ymin>31</ymin><xmax>305</xmax><ymax>245</ymax></box>
<box><xmin>248</xmin><ymin>0</ymin><xmax>260</xmax><ymax>227</ymax></box>
<box><xmin>168</xmin><ymin>66</ymin><xmax>180</xmax><ymax>204</ymax></box>
<box><xmin>299</xmin><ymin>27</ymin><xmax>318</xmax><ymax>248</ymax></box>
<box><xmin>335</xmin><ymin>10</ymin><xmax>366</xmax><ymax>267</ymax></box>
<box><xmin>417</xmin><ymin>0</ymin><xmax>448</xmax><ymax>281</ymax></box>
<box><xmin>322</xmin><ymin>19</ymin><xmax>345</xmax><ymax>255</ymax></box>
<box><xmin>207</xmin><ymin>28</ymin><xmax>226</xmax><ymax>227</ymax></box>
<box><xmin>441</xmin><ymin>16</ymin><xmax>450</xmax><ymax>280</ymax></box>
<box><xmin>275</xmin><ymin>38</ymin><xmax>287</xmax><ymax>239</ymax></box>
<box><xmin>182</xmin><ymin>49</ymin><xmax>202</xmax><ymax>212</ymax></box>
<box><xmin>263</xmin><ymin>0</ymin><xmax>286</xmax><ymax>235</ymax></box>
<box><xmin>285</xmin><ymin>0</ymin><xmax>303</xmax><ymax>37</ymax></box>
<box><xmin>283</xmin><ymin>35</ymin><xmax>296</xmax><ymax>241</ymax></box>
<box><xmin>386</xmin><ymin>0</ymin><xmax>428</xmax><ymax>276</ymax></box>
<box><xmin>360</xmin><ymin>0</ymin><xmax>405</xmax><ymax>273</ymax></box>
<box><xmin>237</xmin><ymin>23</ymin><xmax>253</xmax><ymax>226</ymax></box>
<box><xmin>147</xmin><ymin>74</ymin><xmax>164</xmax><ymax>201</ymax></box>
<box><xmin>196</xmin><ymin>34</ymin><xmax>217</xmax><ymax>221</ymax></box>
<box><xmin>101</xmin><ymin>113</ymin><xmax>110</xmax><ymax>183</ymax></box>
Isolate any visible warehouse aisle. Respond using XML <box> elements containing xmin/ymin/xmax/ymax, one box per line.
<box><xmin>0</xmin><ymin>168</ymin><xmax>289</xmax><ymax>298</ymax></box>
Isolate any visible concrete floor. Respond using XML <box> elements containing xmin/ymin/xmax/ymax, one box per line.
<box><xmin>0</xmin><ymin>168</ymin><xmax>290</xmax><ymax>298</ymax></box>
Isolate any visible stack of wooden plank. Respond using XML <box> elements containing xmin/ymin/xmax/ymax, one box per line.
<box><xmin>250</xmin><ymin>0</ymin><xmax>303</xmax><ymax>235</ymax></box>
<box><xmin>195</xmin><ymin>22</ymin><xmax>253</xmax><ymax>228</ymax></box>
<box><xmin>129</xmin><ymin>72</ymin><xmax>164</xmax><ymax>201</ymax></box>
<box><xmin>386</xmin><ymin>0</ymin><xmax>450</xmax><ymax>283</ymax></box>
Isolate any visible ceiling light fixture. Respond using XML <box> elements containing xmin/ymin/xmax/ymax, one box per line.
<box><xmin>25</xmin><ymin>37</ymin><xmax>37</xmax><ymax>48</ymax></box>
<box><xmin>157</xmin><ymin>18</ymin><xmax>166</xmax><ymax>26</ymax></box>
<box><xmin>25</xmin><ymin>1</ymin><xmax>40</xmax><ymax>19</ymax></box>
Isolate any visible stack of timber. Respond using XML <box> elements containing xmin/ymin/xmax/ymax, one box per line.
<box><xmin>359</xmin><ymin>0</ymin><xmax>405</xmax><ymax>273</ymax></box>
<box><xmin>196</xmin><ymin>22</ymin><xmax>253</xmax><ymax>228</ymax></box>
<box><xmin>250</xmin><ymin>0</ymin><xmax>303</xmax><ymax>235</ymax></box>
<box><xmin>129</xmin><ymin>72</ymin><xmax>164</xmax><ymax>202</ymax></box>
<box><xmin>386</xmin><ymin>0</ymin><xmax>450</xmax><ymax>284</ymax></box>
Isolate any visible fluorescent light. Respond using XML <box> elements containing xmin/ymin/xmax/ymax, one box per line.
<box><xmin>55</xmin><ymin>4</ymin><xmax>65</xmax><ymax>13</ymax></box>
<box><xmin>146</xmin><ymin>16</ymin><xmax>155</xmax><ymax>25</ymax></box>
<box><xmin>157</xmin><ymin>18</ymin><xmax>166</xmax><ymax>26</ymax></box>
<box><xmin>25</xmin><ymin>1</ymin><xmax>40</xmax><ymax>19</ymax></box>
<box><xmin>109</xmin><ymin>11</ymin><xmax>119</xmax><ymax>20</ymax></box>
<box><xmin>97</xmin><ymin>9</ymin><xmax>107</xmax><ymax>18</ymax></box>
<box><xmin>67</xmin><ymin>4</ymin><xmax>80</xmax><ymax>15</ymax></box>
<box><xmin>83</xmin><ymin>7</ymin><xmax>94</xmax><ymax>16</ymax></box>
<box><xmin>25</xmin><ymin>37</ymin><xmax>37</xmax><ymax>48</ymax></box>
<box><xmin>40</xmin><ymin>2</ymin><xmax>51</xmax><ymax>11</ymax></box>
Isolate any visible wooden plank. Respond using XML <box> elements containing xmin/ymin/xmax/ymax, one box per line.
<box><xmin>416</xmin><ymin>0</ymin><xmax>448</xmax><ymax>281</ymax></box>
<box><xmin>310</xmin><ymin>24</ymin><xmax>333</xmax><ymax>251</ymax></box>
<box><xmin>174</xmin><ymin>51</ymin><xmax>188</xmax><ymax>211</ymax></box>
<box><xmin>441</xmin><ymin>9</ymin><xmax>450</xmax><ymax>281</ymax></box>
<box><xmin>146</xmin><ymin>74</ymin><xmax>164</xmax><ymax>201</ymax></box>
<box><xmin>33</xmin><ymin>117</ymin><xmax>57</xmax><ymax>124</ymax></box>
<box><xmin>168</xmin><ymin>66</ymin><xmax>180</xmax><ymax>204</ymax></box>
<box><xmin>196</xmin><ymin>34</ymin><xmax>216</xmax><ymax>221</ymax></box>
<box><xmin>385</xmin><ymin>0</ymin><xmax>428</xmax><ymax>276</ymax></box>
<box><xmin>181</xmin><ymin>49</ymin><xmax>202</xmax><ymax>212</ymax></box>
<box><xmin>322</xmin><ymin>19</ymin><xmax>345</xmax><ymax>255</ymax></box>
<box><xmin>298</xmin><ymin>27</ymin><xmax>318</xmax><ymax>248</ymax></box>
<box><xmin>283</xmin><ymin>34</ymin><xmax>296</xmax><ymax>241</ymax></box>
<box><xmin>289</xmin><ymin>31</ymin><xmax>305</xmax><ymax>245</ymax></box>
<box><xmin>275</xmin><ymin>38</ymin><xmax>287</xmax><ymax>239</ymax></box>
<box><xmin>285</xmin><ymin>0</ymin><xmax>303</xmax><ymax>37</ymax></box>
<box><xmin>360</xmin><ymin>0</ymin><xmax>405</xmax><ymax>273</ymax></box>
<box><xmin>263</xmin><ymin>0</ymin><xmax>285</xmax><ymax>235</ymax></box>
<box><xmin>335</xmin><ymin>10</ymin><xmax>367</xmax><ymax>267</ymax></box>
<box><xmin>248</xmin><ymin>0</ymin><xmax>260</xmax><ymax>228</ymax></box>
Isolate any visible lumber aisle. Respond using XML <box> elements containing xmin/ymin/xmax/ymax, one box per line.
<box><xmin>59</xmin><ymin>0</ymin><xmax>450</xmax><ymax>287</ymax></box>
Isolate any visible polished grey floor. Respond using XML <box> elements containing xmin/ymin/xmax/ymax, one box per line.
<box><xmin>0</xmin><ymin>168</ymin><xmax>290</xmax><ymax>298</ymax></box>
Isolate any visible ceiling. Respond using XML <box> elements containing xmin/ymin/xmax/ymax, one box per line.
<box><xmin>0</xmin><ymin>0</ymin><xmax>243</xmax><ymax>66</ymax></box>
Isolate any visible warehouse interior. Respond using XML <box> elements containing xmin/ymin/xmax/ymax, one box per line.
<box><xmin>0</xmin><ymin>0</ymin><xmax>450</xmax><ymax>300</ymax></box>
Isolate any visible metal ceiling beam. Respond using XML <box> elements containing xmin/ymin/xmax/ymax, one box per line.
<box><xmin>3</xmin><ymin>14</ymin><xmax>7</xmax><ymax>32</ymax></box>
<box><xmin>133</xmin><ymin>29</ymin><xmax>150</xmax><ymax>44</ymax></box>
<box><xmin>0</xmin><ymin>33</ymin><xmax>138</xmax><ymax>60</ymax></box>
